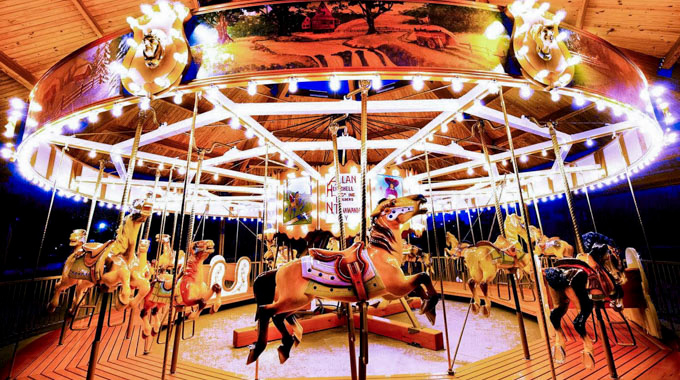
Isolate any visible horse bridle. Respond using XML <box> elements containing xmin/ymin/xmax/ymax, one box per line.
<box><xmin>385</xmin><ymin>206</ymin><xmax>415</xmax><ymax>221</ymax></box>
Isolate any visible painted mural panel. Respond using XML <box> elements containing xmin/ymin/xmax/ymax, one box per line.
<box><xmin>189</xmin><ymin>2</ymin><xmax>509</xmax><ymax>79</ymax></box>
<box><xmin>283</xmin><ymin>176</ymin><xmax>313</xmax><ymax>225</ymax></box>
<box><xmin>29</xmin><ymin>34</ymin><xmax>131</xmax><ymax>128</ymax></box>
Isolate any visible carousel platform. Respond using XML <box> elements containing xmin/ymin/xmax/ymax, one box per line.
<box><xmin>4</xmin><ymin>283</ymin><xmax>677</xmax><ymax>379</ymax></box>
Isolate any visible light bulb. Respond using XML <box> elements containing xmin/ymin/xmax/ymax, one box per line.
<box><xmin>440</xmin><ymin>123</ymin><xmax>448</xmax><ymax>133</ymax></box>
<box><xmin>245</xmin><ymin>129</ymin><xmax>254</xmax><ymax>138</ymax></box>
<box><xmin>230</xmin><ymin>117</ymin><xmax>240</xmax><ymax>129</ymax></box>
<box><xmin>455</xmin><ymin>113</ymin><xmax>464</xmax><ymax>122</ymax></box>
<box><xmin>247</xmin><ymin>81</ymin><xmax>257</xmax><ymax>96</ymax></box>
<box><xmin>88</xmin><ymin>149</ymin><xmax>96</xmax><ymax>158</ymax></box>
<box><xmin>137</xmin><ymin>159</ymin><xmax>144</xmax><ymax>167</ymax></box>
<box><xmin>550</xmin><ymin>91</ymin><xmax>560</xmax><ymax>102</ymax></box>
<box><xmin>289</xmin><ymin>78</ymin><xmax>298</xmax><ymax>93</ymax></box>
<box><xmin>519</xmin><ymin>84</ymin><xmax>533</xmax><ymax>100</ymax></box>
<box><xmin>213</xmin><ymin>173</ymin><xmax>219</xmax><ymax>181</ymax></box>
<box><xmin>372</xmin><ymin>75</ymin><xmax>382</xmax><ymax>90</ymax></box>
<box><xmin>140</xmin><ymin>97</ymin><xmax>150</xmax><ymax>110</ymax></box>
<box><xmin>520</xmin><ymin>154</ymin><xmax>528</xmax><ymax>163</ymax></box>
<box><xmin>467</xmin><ymin>167</ymin><xmax>474</xmax><ymax>175</ymax></box>
<box><xmin>586</xmin><ymin>138</ymin><xmax>594</xmax><ymax>147</ymax></box>
<box><xmin>173</xmin><ymin>92</ymin><xmax>183</xmax><ymax>104</ymax></box>
<box><xmin>451</xmin><ymin>77</ymin><xmax>463</xmax><ymax>92</ymax></box>
<box><xmin>412</xmin><ymin>76</ymin><xmax>424</xmax><ymax>91</ymax></box>
<box><xmin>541</xmin><ymin>149</ymin><xmax>547</xmax><ymax>157</ymax></box>
<box><xmin>112</xmin><ymin>104</ymin><xmax>123</xmax><ymax>117</ymax></box>
<box><xmin>329</xmin><ymin>76</ymin><xmax>341</xmax><ymax>92</ymax></box>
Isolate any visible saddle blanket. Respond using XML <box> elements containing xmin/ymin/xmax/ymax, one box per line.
<box><xmin>301</xmin><ymin>249</ymin><xmax>385</xmax><ymax>299</ymax></box>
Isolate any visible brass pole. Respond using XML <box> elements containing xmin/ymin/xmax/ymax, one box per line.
<box><xmin>260</xmin><ymin>144</ymin><xmax>269</xmax><ymax>275</ymax></box>
<box><xmin>424</xmin><ymin>149</ymin><xmax>453</xmax><ymax>375</ymax></box>
<box><xmin>330</xmin><ymin>121</ymin><xmax>358</xmax><ymax>380</ymax></box>
<box><xmin>478</xmin><ymin>121</ymin><xmax>530</xmax><ymax>360</ymax></box>
<box><xmin>161</xmin><ymin>92</ymin><xmax>200</xmax><ymax>380</ymax></box>
<box><xmin>85</xmin><ymin>160</ymin><xmax>106</xmax><ymax>241</ymax></box>
<box><xmin>529</xmin><ymin>183</ymin><xmax>544</xmax><ymax>235</ymax></box>
<box><xmin>357</xmin><ymin>79</ymin><xmax>370</xmax><ymax>380</ymax></box>
<box><xmin>118</xmin><ymin>109</ymin><xmax>146</xmax><ymax>229</ymax></box>
<box><xmin>144</xmin><ymin>169</ymin><xmax>162</xmax><ymax>240</ymax></box>
<box><xmin>498</xmin><ymin>88</ymin><xmax>556</xmax><ymax>380</ymax></box>
<box><xmin>579</xmin><ymin>172</ymin><xmax>598</xmax><ymax>233</ymax></box>
<box><xmin>547</xmin><ymin>122</ymin><xmax>584</xmax><ymax>254</ymax></box>
<box><xmin>170</xmin><ymin>148</ymin><xmax>205</xmax><ymax>374</ymax></box>
<box><xmin>154</xmin><ymin>166</ymin><xmax>174</xmax><ymax>274</ymax></box>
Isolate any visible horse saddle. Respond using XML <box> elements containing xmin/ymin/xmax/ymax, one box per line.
<box><xmin>554</xmin><ymin>258</ymin><xmax>616</xmax><ymax>299</ymax></box>
<box><xmin>69</xmin><ymin>240</ymin><xmax>113</xmax><ymax>282</ymax></box>
<box><xmin>149</xmin><ymin>277</ymin><xmax>173</xmax><ymax>303</ymax></box>
<box><xmin>479</xmin><ymin>240</ymin><xmax>520</xmax><ymax>266</ymax></box>
<box><xmin>302</xmin><ymin>242</ymin><xmax>383</xmax><ymax>301</ymax></box>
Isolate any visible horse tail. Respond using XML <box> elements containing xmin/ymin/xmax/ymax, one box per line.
<box><xmin>544</xmin><ymin>267</ymin><xmax>569</xmax><ymax>290</ymax></box>
<box><xmin>253</xmin><ymin>269</ymin><xmax>277</xmax><ymax>321</ymax></box>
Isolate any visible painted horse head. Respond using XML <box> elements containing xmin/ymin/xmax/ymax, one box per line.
<box><xmin>589</xmin><ymin>243</ymin><xmax>626</xmax><ymax>287</ymax></box>
<box><xmin>130</xmin><ymin>197</ymin><xmax>153</xmax><ymax>222</ymax></box>
<box><xmin>142</xmin><ymin>31</ymin><xmax>164</xmax><ymax>68</ymax></box>
<box><xmin>371</xmin><ymin>194</ymin><xmax>427</xmax><ymax>226</ymax></box>
<box><xmin>69</xmin><ymin>229</ymin><xmax>86</xmax><ymax>247</ymax></box>
<box><xmin>189</xmin><ymin>239</ymin><xmax>215</xmax><ymax>262</ymax></box>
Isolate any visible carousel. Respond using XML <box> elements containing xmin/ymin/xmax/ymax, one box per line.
<box><xmin>1</xmin><ymin>0</ymin><xmax>676</xmax><ymax>379</ymax></box>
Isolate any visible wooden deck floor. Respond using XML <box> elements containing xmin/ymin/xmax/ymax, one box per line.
<box><xmin>4</xmin><ymin>284</ymin><xmax>678</xmax><ymax>379</ymax></box>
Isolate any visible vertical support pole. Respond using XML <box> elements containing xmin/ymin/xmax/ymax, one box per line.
<box><xmin>530</xmin><ymin>183</ymin><xmax>544</xmax><ymax>235</ymax></box>
<box><xmin>234</xmin><ymin>216</ymin><xmax>240</xmax><ymax>262</ymax></box>
<box><xmin>161</xmin><ymin>92</ymin><xmax>200</xmax><ymax>380</ymax></box>
<box><xmin>219</xmin><ymin>218</ymin><xmax>225</xmax><ymax>257</ymax></box>
<box><xmin>118</xmin><ymin>110</ymin><xmax>146</xmax><ymax>229</ymax></box>
<box><xmin>260</xmin><ymin>144</ymin><xmax>269</xmax><ymax>275</ymax></box>
<box><xmin>580</xmin><ymin>173</ymin><xmax>597</xmax><ymax>233</ymax></box>
<box><xmin>144</xmin><ymin>169</ymin><xmax>162</xmax><ymax>240</ymax></box>
<box><xmin>357</xmin><ymin>79</ymin><xmax>370</xmax><ymax>380</ymax></box>
<box><xmin>424</xmin><ymin>150</ymin><xmax>453</xmax><ymax>375</ymax></box>
<box><xmin>548</xmin><ymin>122</ymin><xmax>584</xmax><ymax>254</ymax></box>
<box><xmin>171</xmin><ymin>148</ymin><xmax>205</xmax><ymax>374</ymax></box>
<box><xmin>466</xmin><ymin>208</ymin><xmax>475</xmax><ymax>244</ymax></box>
<box><xmin>478</xmin><ymin>121</ymin><xmax>529</xmax><ymax>360</ymax></box>
<box><xmin>86</xmin><ymin>292</ymin><xmax>109</xmax><ymax>380</ymax></box>
<box><xmin>330</xmin><ymin>121</ymin><xmax>358</xmax><ymax>380</ymax></box>
<box><xmin>498</xmin><ymin>88</ymin><xmax>556</xmax><ymax>380</ymax></box>
<box><xmin>85</xmin><ymin>160</ymin><xmax>106</xmax><ymax>241</ymax></box>
<box><xmin>595</xmin><ymin>302</ymin><xmax>619</xmax><ymax>379</ymax></box>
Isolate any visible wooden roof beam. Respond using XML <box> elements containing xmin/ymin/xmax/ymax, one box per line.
<box><xmin>575</xmin><ymin>0</ymin><xmax>589</xmax><ymax>29</ymax></box>
<box><xmin>661</xmin><ymin>35</ymin><xmax>680</xmax><ymax>70</ymax></box>
<box><xmin>70</xmin><ymin>0</ymin><xmax>104</xmax><ymax>38</ymax></box>
<box><xmin>0</xmin><ymin>51</ymin><xmax>36</xmax><ymax>90</ymax></box>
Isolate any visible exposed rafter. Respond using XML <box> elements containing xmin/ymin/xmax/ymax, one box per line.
<box><xmin>0</xmin><ymin>51</ymin><xmax>36</xmax><ymax>90</ymax></box>
<box><xmin>70</xmin><ymin>0</ymin><xmax>104</xmax><ymax>38</ymax></box>
<box><xmin>661</xmin><ymin>35</ymin><xmax>680</xmax><ymax>70</ymax></box>
<box><xmin>575</xmin><ymin>0</ymin><xmax>589</xmax><ymax>29</ymax></box>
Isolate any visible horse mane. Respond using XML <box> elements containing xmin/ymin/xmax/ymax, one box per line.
<box><xmin>368</xmin><ymin>215</ymin><xmax>398</xmax><ymax>255</ymax></box>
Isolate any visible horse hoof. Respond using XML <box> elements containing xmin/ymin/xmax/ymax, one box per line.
<box><xmin>582</xmin><ymin>351</ymin><xmax>595</xmax><ymax>369</ymax></box>
<box><xmin>143</xmin><ymin>350</ymin><xmax>150</xmax><ymax>355</ymax></box>
<box><xmin>481</xmin><ymin>306</ymin><xmax>490</xmax><ymax>318</ymax></box>
<box><xmin>292</xmin><ymin>334</ymin><xmax>301</xmax><ymax>347</ymax></box>
<box><xmin>424</xmin><ymin>310</ymin><xmax>437</xmax><ymax>325</ymax></box>
<box><xmin>277</xmin><ymin>344</ymin><xmax>292</xmax><ymax>364</ymax></box>
<box><xmin>246</xmin><ymin>344</ymin><xmax>265</xmax><ymax>365</ymax></box>
<box><xmin>471</xmin><ymin>304</ymin><xmax>480</xmax><ymax>314</ymax></box>
<box><xmin>553</xmin><ymin>345</ymin><xmax>566</xmax><ymax>364</ymax></box>
<box><xmin>419</xmin><ymin>294</ymin><xmax>440</xmax><ymax>316</ymax></box>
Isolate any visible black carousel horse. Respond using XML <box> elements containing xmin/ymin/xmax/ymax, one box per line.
<box><xmin>543</xmin><ymin>232</ymin><xmax>627</xmax><ymax>368</ymax></box>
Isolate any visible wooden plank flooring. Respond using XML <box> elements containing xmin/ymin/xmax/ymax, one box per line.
<box><xmin>4</xmin><ymin>284</ymin><xmax>677</xmax><ymax>379</ymax></box>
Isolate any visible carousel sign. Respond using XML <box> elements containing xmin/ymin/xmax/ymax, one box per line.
<box><xmin>325</xmin><ymin>173</ymin><xmax>360</xmax><ymax>219</ymax></box>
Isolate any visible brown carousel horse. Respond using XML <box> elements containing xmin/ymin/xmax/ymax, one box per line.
<box><xmin>48</xmin><ymin>198</ymin><xmax>152</xmax><ymax>313</ymax></box>
<box><xmin>140</xmin><ymin>239</ymin><xmax>221</xmax><ymax>353</ymax></box>
<box><xmin>246</xmin><ymin>195</ymin><xmax>439</xmax><ymax>365</ymax></box>
<box><xmin>544</xmin><ymin>232</ymin><xmax>626</xmax><ymax>369</ymax></box>
<box><xmin>447</xmin><ymin>214</ymin><xmax>534</xmax><ymax>316</ymax></box>
<box><xmin>403</xmin><ymin>243</ymin><xmax>433</xmax><ymax>277</ymax></box>
<box><xmin>139</xmin><ymin>234</ymin><xmax>184</xmax><ymax>353</ymax></box>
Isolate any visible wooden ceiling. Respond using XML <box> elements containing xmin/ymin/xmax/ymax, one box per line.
<box><xmin>1</xmin><ymin>0</ymin><xmax>680</xmax><ymax>190</ymax></box>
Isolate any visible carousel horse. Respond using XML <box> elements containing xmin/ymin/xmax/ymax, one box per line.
<box><xmin>444</xmin><ymin>231</ymin><xmax>471</xmax><ymax>258</ymax></box>
<box><xmin>246</xmin><ymin>195</ymin><xmax>439</xmax><ymax>365</ymax></box>
<box><xmin>48</xmin><ymin>198</ymin><xmax>152</xmax><ymax>313</ymax></box>
<box><xmin>544</xmin><ymin>234</ymin><xmax>627</xmax><ymax>368</ymax></box>
<box><xmin>447</xmin><ymin>214</ymin><xmax>534</xmax><ymax>316</ymax></box>
<box><xmin>139</xmin><ymin>239</ymin><xmax>220</xmax><ymax>353</ymax></box>
<box><xmin>522</xmin><ymin>223</ymin><xmax>574</xmax><ymax>259</ymax></box>
<box><xmin>403</xmin><ymin>244</ymin><xmax>433</xmax><ymax>277</ymax></box>
<box><xmin>139</xmin><ymin>234</ymin><xmax>185</xmax><ymax>352</ymax></box>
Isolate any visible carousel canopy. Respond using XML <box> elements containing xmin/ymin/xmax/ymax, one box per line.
<box><xmin>0</xmin><ymin>0</ymin><xmax>678</xmax><ymax>219</ymax></box>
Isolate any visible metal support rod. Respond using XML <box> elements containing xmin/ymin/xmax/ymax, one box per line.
<box><xmin>330</xmin><ymin>121</ymin><xmax>358</xmax><ymax>380</ymax></box>
<box><xmin>85</xmin><ymin>160</ymin><xmax>106</xmax><ymax>240</ymax></box>
<box><xmin>595</xmin><ymin>302</ymin><xmax>619</xmax><ymax>379</ymax></box>
<box><xmin>466</xmin><ymin>208</ymin><xmax>476</xmax><ymax>244</ymax></box>
<box><xmin>86</xmin><ymin>292</ymin><xmax>109</xmax><ymax>380</ymax></box>
<box><xmin>547</xmin><ymin>122</ymin><xmax>584</xmax><ymax>254</ymax></box>
<box><xmin>451</xmin><ymin>301</ymin><xmax>472</xmax><ymax>373</ymax></box>
<box><xmin>154</xmin><ymin>167</ymin><xmax>174</xmax><ymax>273</ymax></box>
<box><xmin>171</xmin><ymin>148</ymin><xmax>205</xmax><ymax>374</ymax></box>
<box><xmin>358</xmin><ymin>79</ymin><xmax>370</xmax><ymax>380</ymax></box>
<box><xmin>425</xmin><ymin>150</ymin><xmax>453</xmax><ymax>375</ymax></box>
<box><xmin>260</xmin><ymin>144</ymin><xmax>269</xmax><ymax>275</ymax></box>
<box><xmin>161</xmin><ymin>92</ymin><xmax>200</xmax><ymax>380</ymax></box>
<box><xmin>530</xmin><ymin>183</ymin><xmax>544</xmax><ymax>235</ymax></box>
<box><xmin>233</xmin><ymin>216</ymin><xmax>240</xmax><ymax>262</ymax></box>
<box><xmin>144</xmin><ymin>169</ymin><xmax>162</xmax><ymax>240</ymax></box>
<box><xmin>479</xmin><ymin>122</ymin><xmax>529</xmax><ymax>359</ymax></box>
<box><xmin>580</xmin><ymin>173</ymin><xmax>597</xmax><ymax>233</ymax></box>
<box><xmin>498</xmin><ymin>88</ymin><xmax>556</xmax><ymax>380</ymax></box>
<box><xmin>118</xmin><ymin>110</ymin><xmax>146</xmax><ymax>229</ymax></box>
